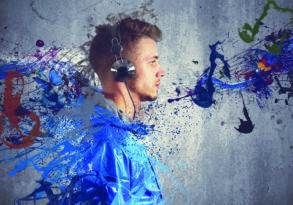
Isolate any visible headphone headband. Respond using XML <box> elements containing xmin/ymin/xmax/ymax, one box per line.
<box><xmin>111</xmin><ymin>37</ymin><xmax>122</xmax><ymax>56</ymax></box>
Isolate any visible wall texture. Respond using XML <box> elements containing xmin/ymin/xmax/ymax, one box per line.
<box><xmin>0</xmin><ymin>0</ymin><xmax>293</xmax><ymax>204</ymax></box>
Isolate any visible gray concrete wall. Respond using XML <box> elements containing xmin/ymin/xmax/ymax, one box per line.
<box><xmin>1</xmin><ymin>0</ymin><xmax>293</xmax><ymax>204</ymax></box>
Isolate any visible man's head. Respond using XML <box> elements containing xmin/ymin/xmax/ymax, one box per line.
<box><xmin>89</xmin><ymin>17</ymin><xmax>165</xmax><ymax>101</ymax></box>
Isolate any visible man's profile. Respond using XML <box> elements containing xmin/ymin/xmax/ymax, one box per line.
<box><xmin>86</xmin><ymin>17</ymin><xmax>165</xmax><ymax>204</ymax></box>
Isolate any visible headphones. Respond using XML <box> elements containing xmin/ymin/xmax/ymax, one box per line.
<box><xmin>109</xmin><ymin>26</ymin><xmax>137</xmax><ymax>119</ymax></box>
<box><xmin>110</xmin><ymin>29</ymin><xmax>136</xmax><ymax>82</ymax></box>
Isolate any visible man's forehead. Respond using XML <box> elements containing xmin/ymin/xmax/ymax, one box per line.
<box><xmin>132</xmin><ymin>37</ymin><xmax>158</xmax><ymax>58</ymax></box>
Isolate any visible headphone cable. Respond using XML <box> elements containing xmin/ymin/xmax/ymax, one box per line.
<box><xmin>125</xmin><ymin>83</ymin><xmax>136</xmax><ymax>120</ymax></box>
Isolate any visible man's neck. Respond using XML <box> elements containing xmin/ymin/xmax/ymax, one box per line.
<box><xmin>102</xmin><ymin>90</ymin><xmax>141</xmax><ymax>120</ymax></box>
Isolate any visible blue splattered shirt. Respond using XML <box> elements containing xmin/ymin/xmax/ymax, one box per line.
<box><xmin>82</xmin><ymin>91</ymin><xmax>164</xmax><ymax>204</ymax></box>
<box><xmin>8</xmin><ymin>89</ymin><xmax>163</xmax><ymax>204</ymax></box>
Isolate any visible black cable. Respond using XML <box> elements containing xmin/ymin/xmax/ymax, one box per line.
<box><xmin>124</xmin><ymin>82</ymin><xmax>136</xmax><ymax>120</ymax></box>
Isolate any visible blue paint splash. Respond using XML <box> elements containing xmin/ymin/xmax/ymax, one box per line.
<box><xmin>0</xmin><ymin>47</ymin><xmax>159</xmax><ymax>204</ymax></box>
<box><xmin>169</xmin><ymin>28</ymin><xmax>293</xmax><ymax>108</ymax></box>
<box><xmin>168</xmin><ymin>41</ymin><xmax>230</xmax><ymax>108</ymax></box>
<box><xmin>7</xmin><ymin>105</ymin><xmax>155</xmax><ymax>204</ymax></box>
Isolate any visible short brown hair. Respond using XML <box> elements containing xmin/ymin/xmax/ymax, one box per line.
<box><xmin>89</xmin><ymin>17</ymin><xmax>162</xmax><ymax>79</ymax></box>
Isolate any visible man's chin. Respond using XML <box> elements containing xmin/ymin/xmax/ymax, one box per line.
<box><xmin>141</xmin><ymin>93</ymin><xmax>158</xmax><ymax>102</ymax></box>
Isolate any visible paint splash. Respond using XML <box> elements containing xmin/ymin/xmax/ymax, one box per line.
<box><xmin>168</xmin><ymin>41</ymin><xmax>230</xmax><ymax>108</ymax></box>
<box><xmin>235</xmin><ymin>93</ymin><xmax>255</xmax><ymax>134</ymax></box>
<box><xmin>0</xmin><ymin>71</ymin><xmax>41</xmax><ymax>149</ymax></box>
<box><xmin>239</xmin><ymin>0</ymin><xmax>293</xmax><ymax>43</ymax></box>
<box><xmin>168</xmin><ymin>1</ymin><xmax>293</xmax><ymax>134</ymax></box>
<box><xmin>0</xmin><ymin>43</ymin><xmax>159</xmax><ymax>203</ymax></box>
<box><xmin>169</xmin><ymin>27</ymin><xmax>293</xmax><ymax>109</ymax></box>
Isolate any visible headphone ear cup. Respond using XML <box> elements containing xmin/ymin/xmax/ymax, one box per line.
<box><xmin>111</xmin><ymin>59</ymin><xmax>136</xmax><ymax>82</ymax></box>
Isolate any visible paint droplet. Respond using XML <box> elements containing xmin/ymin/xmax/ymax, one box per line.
<box><xmin>175</xmin><ymin>87</ymin><xmax>181</xmax><ymax>96</ymax></box>
<box><xmin>290</xmin><ymin>145</ymin><xmax>293</xmax><ymax>149</ymax></box>
<box><xmin>276</xmin><ymin>119</ymin><xmax>282</xmax><ymax>124</ymax></box>
<box><xmin>270</xmin><ymin>115</ymin><xmax>275</xmax><ymax>119</ymax></box>
<box><xmin>220</xmin><ymin>121</ymin><xmax>225</xmax><ymax>126</ymax></box>
<box><xmin>36</xmin><ymin>40</ymin><xmax>45</xmax><ymax>47</ymax></box>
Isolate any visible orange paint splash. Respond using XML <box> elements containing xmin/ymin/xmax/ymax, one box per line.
<box><xmin>258</xmin><ymin>58</ymin><xmax>272</xmax><ymax>72</ymax></box>
<box><xmin>0</xmin><ymin>71</ymin><xmax>41</xmax><ymax>149</ymax></box>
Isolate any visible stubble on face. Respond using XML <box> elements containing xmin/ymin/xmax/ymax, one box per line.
<box><xmin>124</xmin><ymin>37</ymin><xmax>161</xmax><ymax>102</ymax></box>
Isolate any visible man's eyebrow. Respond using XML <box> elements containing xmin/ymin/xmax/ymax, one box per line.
<box><xmin>145</xmin><ymin>55</ymin><xmax>159</xmax><ymax>60</ymax></box>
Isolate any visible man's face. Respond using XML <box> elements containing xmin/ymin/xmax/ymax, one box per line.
<box><xmin>126</xmin><ymin>37</ymin><xmax>165</xmax><ymax>101</ymax></box>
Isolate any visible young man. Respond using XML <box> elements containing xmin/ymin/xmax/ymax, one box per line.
<box><xmin>87</xmin><ymin>17</ymin><xmax>165</xmax><ymax>204</ymax></box>
<box><xmin>89</xmin><ymin>17</ymin><xmax>165</xmax><ymax>120</ymax></box>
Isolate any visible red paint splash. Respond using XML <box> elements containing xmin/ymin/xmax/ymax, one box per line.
<box><xmin>0</xmin><ymin>71</ymin><xmax>41</xmax><ymax>149</ymax></box>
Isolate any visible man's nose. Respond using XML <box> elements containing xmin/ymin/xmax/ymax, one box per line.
<box><xmin>157</xmin><ymin>66</ymin><xmax>165</xmax><ymax>77</ymax></box>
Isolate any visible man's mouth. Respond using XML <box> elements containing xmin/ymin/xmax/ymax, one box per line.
<box><xmin>155</xmin><ymin>81</ymin><xmax>160</xmax><ymax>88</ymax></box>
